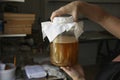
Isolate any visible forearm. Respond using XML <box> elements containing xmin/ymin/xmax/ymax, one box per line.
<box><xmin>100</xmin><ymin>15</ymin><xmax>120</xmax><ymax>39</ymax></box>
<box><xmin>77</xmin><ymin>1</ymin><xmax>120</xmax><ymax>39</ymax></box>
<box><xmin>77</xmin><ymin>1</ymin><xmax>109</xmax><ymax>23</ymax></box>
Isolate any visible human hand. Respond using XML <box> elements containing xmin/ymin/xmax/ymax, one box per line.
<box><xmin>50</xmin><ymin>1</ymin><xmax>81</xmax><ymax>21</ymax></box>
<box><xmin>60</xmin><ymin>64</ymin><xmax>85</xmax><ymax>80</ymax></box>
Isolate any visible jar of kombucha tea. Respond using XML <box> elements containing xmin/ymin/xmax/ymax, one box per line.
<box><xmin>50</xmin><ymin>30</ymin><xmax>79</xmax><ymax>66</ymax></box>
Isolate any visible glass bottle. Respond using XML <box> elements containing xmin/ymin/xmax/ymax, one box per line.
<box><xmin>50</xmin><ymin>29</ymin><xmax>79</xmax><ymax>66</ymax></box>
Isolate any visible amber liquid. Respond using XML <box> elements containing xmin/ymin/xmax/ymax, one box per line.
<box><xmin>50</xmin><ymin>36</ymin><xmax>78</xmax><ymax>66</ymax></box>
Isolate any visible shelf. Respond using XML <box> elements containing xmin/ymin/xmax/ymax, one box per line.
<box><xmin>0</xmin><ymin>34</ymin><xmax>26</xmax><ymax>37</ymax></box>
<box><xmin>79</xmin><ymin>31</ymin><xmax>116</xmax><ymax>42</ymax></box>
<box><xmin>0</xmin><ymin>0</ymin><xmax>25</xmax><ymax>2</ymax></box>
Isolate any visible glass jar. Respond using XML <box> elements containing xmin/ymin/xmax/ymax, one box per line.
<box><xmin>50</xmin><ymin>30</ymin><xmax>79</xmax><ymax>66</ymax></box>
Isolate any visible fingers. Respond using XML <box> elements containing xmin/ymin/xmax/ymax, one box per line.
<box><xmin>60</xmin><ymin>65</ymin><xmax>85</xmax><ymax>77</ymax></box>
<box><xmin>50</xmin><ymin>10</ymin><xmax>78</xmax><ymax>22</ymax></box>
<box><xmin>72</xmin><ymin>12</ymin><xmax>78</xmax><ymax>22</ymax></box>
<box><xmin>60</xmin><ymin>66</ymin><xmax>82</xmax><ymax>80</ymax></box>
<box><xmin>50</xmin><ymin>1</ymin><xmax>79</xmax><ymax>21</ymax></box>
<box><xmin>60</xmin><ymin>66</ymin><xmax>74</xmax><ymax>77</ymax></box>
<box><xmin>50</xmin><ymin>11</ymin><xmax>60</xmax><ymax>21</ymax></box>
<box><xmin>50</xmin><ymin>11</ymin><xmax>78</xmax><ymax>22</ymax></box>
<box><xmin>72</xmin><ymin>7</ymin><xmax>79</xmax><ymax>22</ymax></box>
<box><xmin>60</xmin><ymin>66</ymin><xmax>71</xmax><ymax>71</ymax></box>
<box><xmin>76</xmin><ymin>65</ymin><xmax>85</xmax><ymax>77</ymax></box>
<box><xmin>50</xmin><ymin>7</ymin><xmax>66</xmax><ymax>21</ymax></box>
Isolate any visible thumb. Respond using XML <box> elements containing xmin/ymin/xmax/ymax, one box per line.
<box><xmin>72</xmin><ymin>15</ymin><xmax>78</xmax><ymax>22</ymax></box>
<box><xmin>72</xmin><ymin>9</ymin><xmax>78</xmax><ymax>22</ymax></box>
